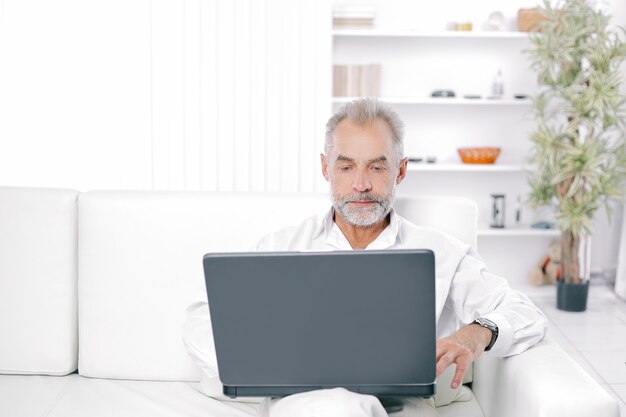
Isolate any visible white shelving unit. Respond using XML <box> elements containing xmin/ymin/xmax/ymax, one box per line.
<box><xmin>332</xmin><ymin>29</ymin><xmax>530</xmax><ymax>39</ymax></box>
<box><xmin>407</xmin><ymin>163</ymin><xmax>525</xmax><ymax>172</ymax></box>
<box><xmin>332</xmin><ymin>96</ymin><xmax>531</xmax><ymax>106</ymax></box>
<box><xmin>332</xmin><ymin>23</ymin><xmax>557</xmax><ymax>289</ymax></box>
<box><xmin>477</xmin><ymin>228</ymin><xmax>559</xmax><ymax>237</ymax></box>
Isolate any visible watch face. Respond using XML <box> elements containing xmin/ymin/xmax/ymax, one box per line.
<box><xmin>475</xmin><ymin>318</ymin><xmax>498</xmax><ymax>351</ymax></box>
<box><xmin>477</xmin><ymin>317</ymin><xmax>497</xmax><ymax>330</ymax></box>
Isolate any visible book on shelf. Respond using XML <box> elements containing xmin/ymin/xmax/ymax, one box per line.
<box><xmin>333</xmin><ymin>64</ymin><xmax>380</xmax><ymax>97</ymax></box>
<box><xmin>332</xmin><ymin>5</ymin><xmax>375</xmax><ymax>29</ymax></box>
<box><xmin>333</xmin><ymin>18</ymin><xmax>374</xmax><ymax>28</ymax></box>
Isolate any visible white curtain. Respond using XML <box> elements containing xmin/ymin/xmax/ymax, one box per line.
<box><xmin>150</xmin><ymin>0</ymin><xmax>332</xmax><ymax>192</ymax></box>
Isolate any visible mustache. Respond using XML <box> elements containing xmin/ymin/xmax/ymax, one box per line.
<box><xmin>339</xmin><ymin>193</ymin><xmax>384</xmax><ymax>205</ymax></box>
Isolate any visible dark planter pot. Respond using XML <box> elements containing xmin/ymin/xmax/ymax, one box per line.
<box><xmin>556</xmin><ymin>279</ymin><xmax>589</xmax><ymax>312</ymax></box>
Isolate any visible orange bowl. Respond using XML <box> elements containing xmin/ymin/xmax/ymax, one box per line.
<box><xmin>457</xmin><ymin>147</ymin><xmax>501</xmax><ymax>164</ymax></box>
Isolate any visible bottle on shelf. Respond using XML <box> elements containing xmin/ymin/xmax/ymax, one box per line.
<box><xmin>491</xmin><ymin>69</ymin><xmax>504</xmax><ymax>99</ymax></box>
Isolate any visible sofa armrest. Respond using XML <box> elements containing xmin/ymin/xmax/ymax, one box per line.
<box><xmin>472</xmin><ymin>337</ymin><xmax>620</xmax><ymax>417</ymax></box>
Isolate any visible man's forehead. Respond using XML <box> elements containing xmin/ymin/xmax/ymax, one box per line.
<box><xmin>334</xmin><ymin>118</ymin><xmax>393</xmax><ymax>138</ymax></box>
<box><xmin>330</xmin><ymin>118</ymin><xmax>395</xmax><ymax>160</ymax></box>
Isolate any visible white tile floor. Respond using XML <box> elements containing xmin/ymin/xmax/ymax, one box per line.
<box><xmin>527</xmin><ymin>283</ymin><xmax>626</xmax><ymax>416</ymax></box>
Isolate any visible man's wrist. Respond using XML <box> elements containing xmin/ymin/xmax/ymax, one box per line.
<box><xmin>469</xmin><ymin>323</ymin><xmax>492</xmax><ymax>350</ymax></box>
<box><xmin>472</xmin><ymin>317</ymin><xmax>499</xmax><ymax>351</ymax></box>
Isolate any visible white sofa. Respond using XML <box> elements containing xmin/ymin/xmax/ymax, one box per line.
<box><xmin>0</xmin><ymin>186</ymin><xmax>619</xmax><ymax>417</ymax></box>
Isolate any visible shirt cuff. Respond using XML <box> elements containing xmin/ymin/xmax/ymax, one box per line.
<box><xmin>480</xmin><ymin>311</ymin><xmax>513</xmax><ymax>356</ymax></box>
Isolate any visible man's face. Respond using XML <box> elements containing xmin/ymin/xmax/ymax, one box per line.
<box><xmin>321</xmin><ymin>118</ymin><xmax>407</xmax><ymax>227</ymax></box>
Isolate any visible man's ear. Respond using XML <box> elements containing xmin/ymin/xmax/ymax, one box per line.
<box><xmin>321</xmin><ymin>153</ymin><xmax>330</xmax><ymax>182</ymax></box>
<box><xmin>396</xmin><ymin>157</ymin><xmax>409</xmax><ymax>184</ymax></box>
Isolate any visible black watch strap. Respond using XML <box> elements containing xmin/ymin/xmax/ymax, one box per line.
<box><xmin>473</xmin><ymin>317</ymin><xmax>499</xmax><ymax>351</ymax></box>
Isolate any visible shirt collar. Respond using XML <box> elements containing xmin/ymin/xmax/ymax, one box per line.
<box><xmin>312</xmin><ymin>207</ymin><xmax>335</xmax><ymax>240</ymax></box>
<box><xmin>313</xmin><ymin>206</ymin><xmax>403</xmax><ymax>249</ymax></box>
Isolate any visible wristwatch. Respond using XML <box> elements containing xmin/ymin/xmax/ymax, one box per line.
<box><xmin>472</xmin><ymin>317</ymin><xmax>499</xmax><ymax>351</ymax></box>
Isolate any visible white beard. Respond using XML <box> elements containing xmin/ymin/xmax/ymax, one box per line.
<box><xmin>331</xmin><ymin>184</ymin><xmax>396</xmax><ymax>227</ymax></box>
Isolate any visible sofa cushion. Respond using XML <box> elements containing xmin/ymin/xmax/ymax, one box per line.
<box><xmin>437</xmin><ymin>390</ymin><xmax>485</xmax><ymax>417</ymax></box>
<box><xmin>0</xmin><ymin>374</ymin><xmax>257</xmax><ymax>417</ymax></box>
<box><xmin>78</xmin><ymin>191</ymin><xmax>330</xmax><ymax>381</ymax></box>
<box><xmin>0</xmin><ymin>186</ymin><xmax>79</xmax><ymax>375</ymax></box>
<box><xmin>0</xmin><ymin>374</ymin><xmax>79</xmax><ymax>417</ymax></box>
<box><xmin>0</xmin><ymin>374</ymin><xmax>484</xmax><ymax>417</ymax></box>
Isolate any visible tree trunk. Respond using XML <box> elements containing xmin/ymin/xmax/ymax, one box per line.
<box><xmin>561</xmin><ymin>230</ymin><xmax>581</xmax><ymax>284</ymax></box>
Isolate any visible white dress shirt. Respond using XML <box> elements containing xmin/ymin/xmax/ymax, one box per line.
<box><xmin>254</xmin><ymin>207</ymin><xmax>547</xmax><ymax>357</ymax></box>
<box><xmin>182</xmin><ymin>207</ymin><xmax>547</xmax><ymax>408</ymax></box>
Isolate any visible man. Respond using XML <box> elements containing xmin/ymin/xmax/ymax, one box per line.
<box><xmin>184</xmin><ymin>98</ymin><xmax>547</xmax><ymax>417</ymax></box>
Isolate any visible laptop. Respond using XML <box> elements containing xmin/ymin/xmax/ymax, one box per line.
<box><xmin>203</xmin><ymin>249</ymin><xmax>436</xmax><ymax>398</ymax></box>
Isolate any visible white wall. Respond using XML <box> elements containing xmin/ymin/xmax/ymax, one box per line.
<box><xmin>0</xmin><ymin>0</ymin><xmax>152</xmax><ymax>191</ymax></box>
<box><xmin>0</xmin><ymin>0</ymin><xmax>331</xmax><ymax>192</ymax></box>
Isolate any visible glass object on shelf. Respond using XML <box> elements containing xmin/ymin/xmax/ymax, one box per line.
<box><xmin>483</xmin><ymin>11</ymin><xmax>506</xmax><ymax>31</ymax></box>
<box><xmin>490</xmin><ymin>69</ymin><xmax>504</xmax><ymax>99</ymax></box>
<box><xmin>490</xmin><ymin>194</ymin><xmax>506</xmax><ymax>228</ymax></box>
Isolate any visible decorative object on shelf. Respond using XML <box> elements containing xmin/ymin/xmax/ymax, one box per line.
<box><xmin>530</xmin><ymin>240</ymin><xmax>562</xmax><ymax>285</ymax></box>
<box><xmin>517</xmin><ymin>8</ymin><xmax>548</xmax><ymax>32</ymax></box>
<box><xmin>431</xmin><ymin>89</ymin><xmax>455</xmax><ymax>97</ymax></box>
<box><xmin>531</xmin><ymin>221</ymin><xmax>555</xmax><ymax>229</ymax></box>
<box><xmin>333</xmin><ymin>5</ymin><xmax>375</xmax><ymax>29</ymax></box>
<box><xmin>452</xmin><ymin>22</ymin><xmax>473</xmax><ymax>31</ymax></box>
<box><xmin>526</xmin><ymin>0</ymin><xmax>626</xmax><ymax>311</ymax></box>
<box><xmin>333</xmin><ymin>64</ymin><xmax>380</xmax><ymax>97</ymax></box>
<box><xmin>489</xmin><ymin>69</ymin><xmax>504</xmax><ymax>99</ymax></box>
<box><xmin>515</xmin><ymin>195</ymin><xmax>522</xmax><ymax>225</ymax></box>
<box><xmin>463</xmin><ymin>94</ymin><xmax>482</xmax><ymax>99</ymax></box>
<box><xmin>490</xmin><ymin>194</ymin><xmax>506</xmax><ymax>228</ymax></box>
<box><xmin>513</xmin><ymin>94</ymin><xmax>528</xmax><ymax>99</ymax></box>
<box><xmin>457</xmin><ymin>147</ymin><xmax>501</xmax><ymax>164</ymax></box>
<box><xmin>408</xmin><ymin>156</ymin><xmax>437</xmax><ymax>164</ymax></box>
<box><xmin>483</xmin><ymin>11</ymin><xmax>506</xmax><ymax>31</ymax></box>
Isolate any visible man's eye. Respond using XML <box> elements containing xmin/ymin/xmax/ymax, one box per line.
<box><xmin>338</xmin><ymin>166</ymin><xmax>351</xmax><ymax>172</ymax></box>
<box><xmin>371</xmin><ymin>166</ymin><xmax>385</xmax><ymax>172</ymax></box>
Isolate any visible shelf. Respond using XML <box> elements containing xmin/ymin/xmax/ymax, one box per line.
<box><xmin>333</xmin><ymin>29</ymin><xmax>530</xmax><ymax>39</ymax></box>
<box><xmin>407</xmin><ymin>163</ymin><xmax>525</xmax><ymax>172</ymax></box>
<box><xmin>332</xmin><ymin>97</ymin><xmax>532</xmax><ymax>106</ymax></box>
<box><xmin>478</xmin><ymin>228</ymin><xmax>560</xmax><ymax>237</ymax></box>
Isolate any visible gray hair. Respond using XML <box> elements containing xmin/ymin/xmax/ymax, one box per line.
<box><xmin>325</xmin><ymin>98</ymin><xmax>405</xmax><ymax>163</ymax></box>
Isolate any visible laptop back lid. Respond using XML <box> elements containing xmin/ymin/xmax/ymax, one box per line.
<box><xmin>203</xmin><ymin>250</ymin><xmax>436</xmax><ymax>398</ymax></box>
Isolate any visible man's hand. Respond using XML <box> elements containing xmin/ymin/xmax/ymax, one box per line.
<box><xmin>436</xmin><ymin>324</ymin><xmax>492</xmax><ymax>389</ymax></box>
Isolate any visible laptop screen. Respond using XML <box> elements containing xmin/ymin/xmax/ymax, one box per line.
<box><xmin>203</xmin><ymin>250</ymin><xmax>436</xmax><ymax>397</ymax></box>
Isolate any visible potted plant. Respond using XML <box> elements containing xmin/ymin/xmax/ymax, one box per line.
<box><xmin>526</xmin><ymin>0</ymin><xmax>626</xmax><ymax>311</ymax></box>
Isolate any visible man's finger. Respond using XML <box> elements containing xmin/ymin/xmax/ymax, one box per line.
<box><xmin>451</xmin><ymin>357</ymin><xmax>470</xmax><ymax>389</ymax></box>
<box><xmin>435</xmin><ymin>352</ymin><xmax>456</xmax><ymax>377</ymax></box>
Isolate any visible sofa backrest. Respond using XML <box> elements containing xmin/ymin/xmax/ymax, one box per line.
<box><xmin>77</xmin><ymin>191</ymin><xmax>331</xmax><ymax>380</ymax></box>
<box><xmin>395</xmin><ymin>195</ymin><xmax>477</xmax><ymax>250</ymax></box>
<box><xmin>0</xmin><ymin>186</ymin><xmax>79</xmax><ymax>376</ymax></box>
<box><xmin>77</xmin><ymin>191</ymin><xmax>478</xmax><ymax>381</ymax></box>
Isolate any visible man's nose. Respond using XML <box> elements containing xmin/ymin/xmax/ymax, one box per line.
<box><xmin>353</xmin><ymin>170</ymin><xmax>372</xmax><ymax>192</ymax></box>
